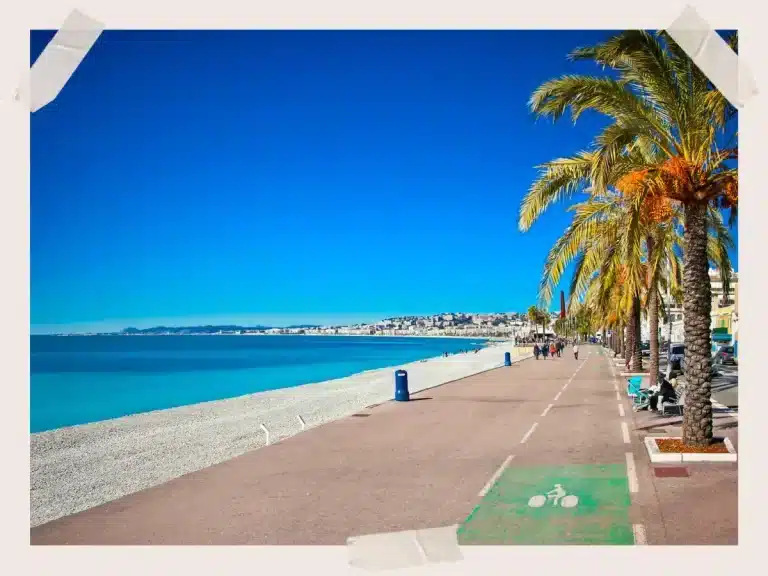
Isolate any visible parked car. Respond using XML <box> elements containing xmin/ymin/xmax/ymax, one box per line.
<box><xmin>713</xmin><ymin>345</ymin><xmax>736</xmax><ymax>365</ymax></box>
<box><xmin>641</xmin><ymin>341</ymin><xmax>650</xmax><ymax>357</ymax></box>
<box><xmin>668</xmin><ymin>343</ymin><xmax>685</xmax><ymax>374</ymax></box>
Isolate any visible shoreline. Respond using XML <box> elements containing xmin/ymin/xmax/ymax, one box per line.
<box><xmin>31</xmin><ymin>336</ymin><xmax>496</xmax><ymax>433</ymax></box>
<box><xmin>30</xmin><ymin>341</ymin><xmax>532</xmax><ymax>527</ymax></box>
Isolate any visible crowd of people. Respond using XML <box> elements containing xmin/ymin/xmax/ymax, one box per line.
<box><xmin>531</xmin><ymin>339</ymin><xmax>580</xmax><ymax>361</ymax></box>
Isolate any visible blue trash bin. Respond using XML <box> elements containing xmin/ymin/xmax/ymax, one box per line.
<box><xmin>504</xmin><ymin>352</ymin><xmax>512</xmax><ymax>367</ymax></box>
<box><xmin>395</xmin><ymin>370</ymin><xmax>410</xmax><ymax>401</ymax></box>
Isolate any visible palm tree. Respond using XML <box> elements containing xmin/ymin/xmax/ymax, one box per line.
<box><xmin>527</xmin><ymin>305</ymin><xmax>539</xmax><ymax>337</ymax></box>
<box><xmin>519</xmin><ymin>31</ymin><xmax>737</xmax><ymax>446</ymax></box>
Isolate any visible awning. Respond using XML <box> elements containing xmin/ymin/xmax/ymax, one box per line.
<box><xmin>712</xmin><ymin>332</ymin><xmax>733</xmax><ymax>342</ymax></box>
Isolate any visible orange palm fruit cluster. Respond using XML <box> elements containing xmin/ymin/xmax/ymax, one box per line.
<box><xmin>722</xmin><ymin>177</ymin><xmax>738</xmax><ymax>207</ymax></box>
<box><xmin>644</xmin><ymin>194</ymin><xmax>674</xmax><ymax>223</ymax></box>
<box><xmin>616</xmin><ymin>169</ymin><xmax>649</xmax><ymax>198</ymax></box>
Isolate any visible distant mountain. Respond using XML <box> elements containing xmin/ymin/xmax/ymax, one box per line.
<box><xmin>120</xmin><ymin>325</ymin><xmax>272</xmax><ymax>335</ymax></box>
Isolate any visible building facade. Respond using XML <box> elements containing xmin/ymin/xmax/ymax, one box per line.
<box><xmin>642</xmin><ymin>268</ymin><xmax>739</xmax><ymax>355</ymax></box>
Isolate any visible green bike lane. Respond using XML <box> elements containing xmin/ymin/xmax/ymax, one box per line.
<box><xmin>457</xmin><ymin>347</ymin><xmax>637</xmax><ymax>545</ymax></box>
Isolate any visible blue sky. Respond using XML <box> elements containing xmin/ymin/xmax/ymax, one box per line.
<box><xmin>31</xmin><ymin>30</ymin><xmax>738</xmax><ymax>334</ymax></box>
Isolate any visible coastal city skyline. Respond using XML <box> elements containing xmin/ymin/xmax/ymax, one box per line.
<box><xmin>37</xmin><ymin>309</ymin><xmax>563</xmax><ymax>336</ymax></box>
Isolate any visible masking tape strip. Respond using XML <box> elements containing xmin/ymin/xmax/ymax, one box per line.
<box><xmin>346</xmin><ymin>524</ymin><xmax>463</xmax><ymax>571</ymax></box>
<box><xmin>18</xmin><ymin>9</ymin><xmax>104</xmax><ymax>113</ymax></box>
<box><xmin>665</xmin><ymin>5</ymin><xmax>757</xmax><ymax>108</ymax></box>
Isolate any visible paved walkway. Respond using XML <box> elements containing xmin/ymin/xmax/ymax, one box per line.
<box><xmin>30</xmin><ymin>345</ymin><xmax>736</xmax><ymax>545</ymax></box>
<box><xmin>617</xmin><ymin>352</ymin><xmax>738</xmax><ymax>545</ymax></box>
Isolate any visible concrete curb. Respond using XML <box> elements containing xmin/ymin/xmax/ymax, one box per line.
<box><xmin>643</xmin><ymin>436</ymin><xmax>737</xmax><ymax>463</ymax></box>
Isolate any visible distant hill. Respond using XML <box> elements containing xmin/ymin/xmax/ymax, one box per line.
<box><xmin>120</xmin><ymin>325</ymin><xmax>272</xmax><ymax>335</ymax></box>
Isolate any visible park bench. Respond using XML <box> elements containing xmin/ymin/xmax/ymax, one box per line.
<box><xmin>659</xmin><ymin>383</ymin><xmax>685</xmax><ymax>416</ymax></box>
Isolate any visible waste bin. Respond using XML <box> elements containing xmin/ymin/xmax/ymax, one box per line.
<box><xmin>504</xmin><ymin>352</ymin><xmax>511</xmax><ymax>366</ymax></box>
<box><xmin>395</xmin><ymin>370</ymin><xmax>410</xmax><ymax>401</ymax></box>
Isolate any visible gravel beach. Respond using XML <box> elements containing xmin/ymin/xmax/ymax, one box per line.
<box><xmin>30</xmin><ymin>341</ymin><xmax>531</xmax><ymax>527</ymax></box>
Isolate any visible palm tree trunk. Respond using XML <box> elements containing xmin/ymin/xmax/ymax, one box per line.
<box><xmin>648</xmin><ymin>289</ymin><xmax>659</xmax><ymax>387</ymax></box>
<box><xmin>618</xmin><ymin>321</ymin><xmax>624</xmax><ymax>356</ymax></box>
<box><xmin>646</xmin><ymin>235</ymin><xmax>660</xmax><ymax>387</ymax></box>
<box><xmin>625</xmin><ymin>312</ymin><xmax>634</xmax><ymax>366</ymax></box>
<box><xmin>682</xmin><ymin>202</ymin><xmax>714</xmax><ymax>447</ymax></box>
<box><xmin>631</xmin><ymin>295</ymin><xmax>643</xmax><ymax>372</ymax></box>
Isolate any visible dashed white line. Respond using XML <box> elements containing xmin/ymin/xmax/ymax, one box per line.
<box><xmin>625</xmin><ymin>452</ymin><xmax>639</xmax><ymax>493</ymax></box>
<box><xmin>616</xmin><ymin>391</ymin><xmax>621</xmax><ymax>401</ymax></box>
<box><xmin>618</xmin><ymin>403</ymin><xmax>625</xmax><ymax>417</ymax></box>
<box><xmin>520</xmin><ymin>422</ymin><xmax>539</xmax><ymax>444</ymax></box>
<box><xmin>553</xmin><ymin>391</ymin><xmax>562</xmax><ymax>401</ymax></box>
<box><xmin>621</xmin><ymin>421</ymin><xmax>631</xmax><ymax>444</ymax></box>
<box><xmin>633</xmin><ymin>524</ymin><xmax>647</xmax><ymax>545</ymax></box>
<box><xmin>541</xmin><ymin>403</ymin><xmax>553</xmax><ymax>417</ymax></box>
<box><xmin>478</xmin><ymin>454</ymin><xmax>515</xmax><ymax>497</ymax></box>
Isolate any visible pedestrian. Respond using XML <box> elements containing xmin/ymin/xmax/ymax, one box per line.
<box><xmin>533</xmin><ymin>343</ymin><xmax>540</xmax><ymax>360</ymax></box>
<box><xmin>542</xmin><ymin>343</ymin><xmax>549</xmax><ymax>359</ymax></box>
<box><xmin>573</xmin><ymin>342</ymin><xmax>579</xmax><ymax>360</ymax></box>
<box><xmin>549</xmin><ymin>342</ymin><xmax>557</xmax><ymax>359</ymax></box>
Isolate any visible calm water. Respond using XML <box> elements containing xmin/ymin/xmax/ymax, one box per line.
<box><xmin>30</xmin><ymin>335</ymin><xmax>486</xmax><ymax>433</ymax></box>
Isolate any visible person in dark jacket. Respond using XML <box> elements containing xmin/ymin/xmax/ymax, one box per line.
<box><xmin>533</xmin><ymin>343</ymin><xmax>540</xmax><ymax>360</ymax></box>
<box><xmin>650</xmin><ymin>376</ymin><xmax>677</xmax><ymax>411</ymax></box>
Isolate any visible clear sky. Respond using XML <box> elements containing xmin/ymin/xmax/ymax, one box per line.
<box><xmin>31</xmin><ymin>30</ymin><xmax>738</xmax><ymax>334</ymax></box>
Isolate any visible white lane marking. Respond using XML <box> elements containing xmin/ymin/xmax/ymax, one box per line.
<box><xmin>711</xmin><ymin>398</ymin><xmax>738</xmax><ymax>419</ymax></box>
<box><xmin>625</xmin><ymin>452</ymin><xmax>639</xmax><ymax>493</ymax></box>
<box><xmin>616</xmin><ymin>391</ymin><xmax>622</xmax><ymax>401</ymax></box>
<box><xmin>633</xmin><ymin>524</ymin><xmax>647</xmax><ymax>545</ymax></box>
<box><xmin>553</xmin><ymin>391</ymin><xmax>562</xmax><ymax>401</ymax></box>
<box><xmin>621</xmin><ymin>421</ymin><xmax>631</xmax><ymax>444</ymax></box>
<box><xmin>541</xmin><ymin>403</ymin><xmax>553</xmax><ymax>417</ymax></box>
<box><xmin>559</xmin><ymin>358</ymin><xmax>588</xmax><ymax>394</ymax></box>
<box><xmin>618</xmin><ymin>403</ymin><xmax>625</xmax><ymax>417</ymax></box>
<box><xmin>520</xmin><ymin>422</ymin><xmax>538</xmax><ymax>444</ymax></box>
<box><xmin>478</xmin><ymin>454</ymin><xmax>515</xmax><ymax>497</ymax></box>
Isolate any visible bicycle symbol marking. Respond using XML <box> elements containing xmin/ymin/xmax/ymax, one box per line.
<box><xmin>527</xmin><ymin>484</ymin><xmax>579</xmax><ymax>508</ymax></box>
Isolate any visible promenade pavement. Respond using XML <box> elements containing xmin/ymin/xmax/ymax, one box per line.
<box><xmin>31</xmin><ymin>345</ymin><xmax>736</xmax><ymax>545</ymax></box>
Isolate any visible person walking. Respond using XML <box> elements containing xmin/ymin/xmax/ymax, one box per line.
<box><xmin>541</xmin><ymin>343</ymin><xmax>549</xmax><ymax>359</ymax></box>
<box><xmin>549</xmin><ymin>342</ymin><xmax>557</xmax><ymax>359</ymax></box>
<box><xmin>533</xmin><ymin>343</ymin><xmax>540</xmax><ymax>360</ymax></box>
<box><xmin>573</xmin><ymin>342</ymin><xmax>579</xmax><ymax>361</ymax></box>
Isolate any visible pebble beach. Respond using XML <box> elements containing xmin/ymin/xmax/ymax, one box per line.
<box><xmin>30</xmin><ymin>341</ymin><xmax>531</xmax><ymax>527</ymax></box>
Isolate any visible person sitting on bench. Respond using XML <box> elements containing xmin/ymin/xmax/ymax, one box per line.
<box><xmin>649</xmin><ymin>376</ymin><xmax>677</xmax><ymax>412</ymax></box>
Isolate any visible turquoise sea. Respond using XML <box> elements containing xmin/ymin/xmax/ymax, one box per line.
<box><xmin>30</xmin><ymin>335</ymin><xmax>486</xmax><ymax>433</ymax></box>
